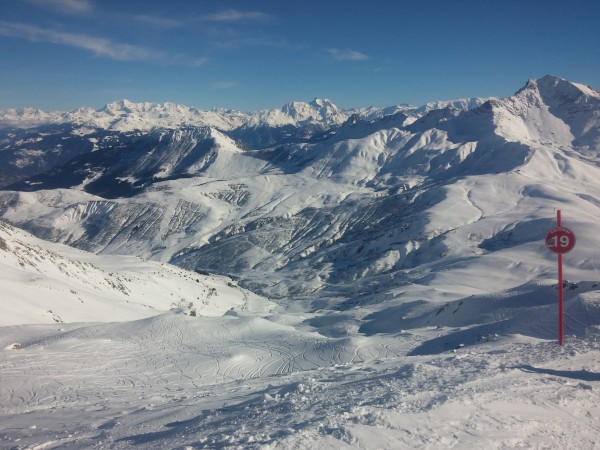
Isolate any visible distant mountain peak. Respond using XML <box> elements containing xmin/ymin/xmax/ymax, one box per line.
<box><xmin>275</xmin><ymin>98</ymin><xmax>346</xmax><ymax>127</ymax></box>
<box><xmin>519</xmin><ymin>75</ymin><xmax>599</xmax><ymax>102</ymax></box>
<box><xmin>477</xmin><ymin>75</ymin><xmax>600</xmax><ymax>149</ymax></box>
<box><xmin>103</xmin><ymin>99</ymin><xmax>135</xmax><ymax>113</ymax></box>
<box><xmin>309</xmin><ymin>98</ymin><xmax>337</xmax><ymax>109</ymax></box>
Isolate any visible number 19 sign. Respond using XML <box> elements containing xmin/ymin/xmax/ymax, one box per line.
<box><xmin>545</xmin><ymin>226</ymin><xmax>576</xmax><ymax>254</ymax></box>
<box><xmin>545</xmin><ymin>210</ymin><xmax>576</xmax><ymax>346</ymax></box>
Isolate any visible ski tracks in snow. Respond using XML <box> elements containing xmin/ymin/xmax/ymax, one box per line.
<box><xmin>2</xmin><ymin>315</ymin><xmax>600</xmax><ymax>448</ymax></box>
<box><xmin>0</xmin><ymin>311</ymin><xmax>420</xmax><ymax>415</ymax></box>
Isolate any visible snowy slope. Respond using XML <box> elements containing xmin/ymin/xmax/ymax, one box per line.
<box><xmin>2</xmin><ymin>214</ymin><xmax>600</xmax><ymax>447</ymax></box>
<box><xmin>2</xmin><ymin>75</ymin><xmax>600</xmax><ymax>448</ymax></box>
<box><xmin>0</xmin><ymin>220</ymin><xmax>262</xmax><ymax>326</ymax></box>
<box><xmin>1</xmin><ymin>278</ymin><xmax>600</xmax><ymax>448</ymax></box>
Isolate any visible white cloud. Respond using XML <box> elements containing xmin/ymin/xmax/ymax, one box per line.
<box><xmin>204</xmin><ymin>9</ymin><xmax>272</xmax><ymax>22</ymax></box>
<box><xmin>210</xmin><ymin>81</ymin><xmax>238</xmax><ymax>89</ymax></box>
<box><xmin>327</xmin><ymin>48</ymin><xmax>369</xmax><ymax>61</ymax></box>
<box><xmin>26</xmin><ymin>0</ymin><xmax>94</xmax><ymax>14</ymax></box>
<box><xmin>0</xmin><ymin>21</ymin><xmax>165</xmax><ymax>61</ymax></box>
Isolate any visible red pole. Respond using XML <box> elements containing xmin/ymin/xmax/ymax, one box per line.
<box><xmin>557</xmin><ymin>209</ymin><xmax>564</xmax><ymax>346</ymax></box>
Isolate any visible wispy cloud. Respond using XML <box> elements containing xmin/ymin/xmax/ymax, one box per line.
<box><xmin>191</xmin><ymin>57</ymin><xmax>210</xmax><ymax>67</ymax></box>
<box><xmin>134</xmin><ymin>14</ymin><xmax>183</xmax><ymax>29</ymax></box>
<box><xmin>203</xmin><ymin>9</ymin><xmax>272</xmax><ymax>23</ymax></box>
<box><xmin>327</xmin><ymin>48</ymin><xmax>369</xmax><ymax>61</ymax></box>
<box><xmin>0</xmin><ymin>21</ymin><xmax>165</xmax><ymax>61</ymax></box>
<box><xmin>210</xmin><ymin>81</ymin><xmax>238</xmax><ymax>89</ymax></box>
<box><xmin>26</xmin><ymin>0</ymin><xmax>94</xmax><ymax>14</ymax></box>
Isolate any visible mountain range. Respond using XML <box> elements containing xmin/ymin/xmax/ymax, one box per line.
<box><xmin>0</xmin><ymin>96</ymin><xmax>491</xmax><ymax>188</ymax></box>
<box><xmin>1</xmin><ymin>75</ymin><xmax>598</xmax><ymax>303</ymax></box>
<box><xmin>2</xmin><ymin>75</ymin><xmax>600</xmax><ymax>448</ymax></box>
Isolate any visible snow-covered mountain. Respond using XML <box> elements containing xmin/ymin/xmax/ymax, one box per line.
<box><xmin>1</xmin><ymin>75</ymin><xmax>599</xmax><ymax>302</ymax></box>
<box><xmin>0</xmin><ymin>100</ymin><xmax>245</xmax><ymax>131</ymax></box>
<box><xmin>0</xmin><ymin>97</ymin><xmax>371</xmax><ymax>132</ymax></box>
<box><xmin>0</xmin><ymin>96</ymin><xmax>488</xmax><ymax>191</ymax></box>
<box><xmin>0</xmin><ymin>96</ymin><xmax>487</xmax><ymax>185</ymax></box>
<box><xmin>495</xmin><ymin>75</ymin><xmax>600</xmax><ymax>148</ymax></box>
<box><xmin>5</xmin><ymin>126</ymin><xmax>262</xmax><ymax>197</ymax></box>
<box><xmin>2</xmin><ymin>75</ymin><xmax>600</xmax><ymax>448</ymax></box>
<box><xmin>0</xmin><ymin>98</ymin><xmax>369</xmax><ymax>187</ymax></box>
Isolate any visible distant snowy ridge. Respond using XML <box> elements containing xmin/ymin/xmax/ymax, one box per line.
<box><xmin>0</xmin><ymin>96</ymin><xmax>488</xmax><ymax>132</ymax></box>
<box><xmin>0</xmin><ymin>93</ymin><xmax>494</xmax><ymax>189</ymax></box>
<box><xmin>0</xmin><ymin>100</ymin><xmax>248</xmax><ymax>132</ymax></box>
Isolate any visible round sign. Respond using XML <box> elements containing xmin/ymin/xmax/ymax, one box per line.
<box><xmin>545</xmin><ymin>226</ymin><xmax>576</xmax><ymax>254</ymax></box>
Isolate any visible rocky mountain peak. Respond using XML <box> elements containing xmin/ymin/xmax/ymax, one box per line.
<box><xmin>518</xmin><ymin>75</ymin><xmax>600</xmax><ymax>105</ymax></box>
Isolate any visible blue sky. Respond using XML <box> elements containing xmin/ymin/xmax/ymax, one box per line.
<box><xmin>0</xmin><ymin>0</ymin><xmax>599</xmax><ymax>112</ymax></box>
